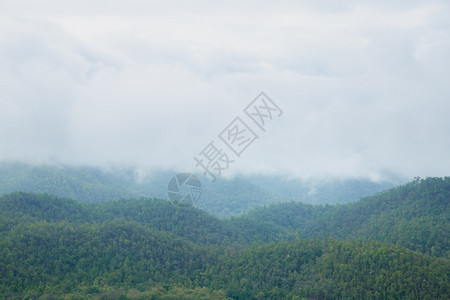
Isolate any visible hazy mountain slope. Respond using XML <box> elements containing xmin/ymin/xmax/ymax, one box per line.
<box><xmin>0</xmin><ymin>192</ymin><xmax>249</xmax><ymax>247</ymax></box>
<box><xmin>0</xmin><ymin>162</ymin><xmax>403</xmax><ymax>217</ymax></box>
<box><xmin>243</xmin><ymin>174</ymin><xmax>399</xmax><ymax>204</ymax></box>
<box><xmin>0</xmin><ymin>163</ymin><xmax>143</xmax><ymax>202</ymax></box>
<box><xmin>2</xmin><ymin>177</ymin><xmax>447</xmax><ymax>257</ymax></box>
<box><xmin>236</xmin><ymin>177</ymin><xmax>450</xmax><ymax>258</ymax></box>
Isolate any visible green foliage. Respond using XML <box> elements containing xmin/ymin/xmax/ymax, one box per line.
<box><xmin>0</xmin><ymin>177</ymin><xmax>449</xmax><ymax>299</ymax></box>
<box><xmin>206</xmin><ymin>239</ymin><xmax>449</xmax><ymax>299</ymax></box>
<box><xmin>235</xmin><ymin>177</ymin><xmax>450</xmax><ymax>258</ymax></box>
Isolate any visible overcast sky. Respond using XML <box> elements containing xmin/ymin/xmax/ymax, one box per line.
<box><xmin>0</xmin><ymin>0</ymin><xmax>449</xmax><ymax>181</ymax></box>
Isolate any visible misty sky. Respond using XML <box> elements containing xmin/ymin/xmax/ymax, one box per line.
<box><xmin>0</xmin><ymin>0</ymin><xmax>449</xmax><ymax>181</ymax></box>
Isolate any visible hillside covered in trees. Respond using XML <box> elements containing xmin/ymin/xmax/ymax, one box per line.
<box><xmin>233</xmin><ymin>177</ymin><xmax>449</xmax><ymax>258</ymax></box>
<box><xmin>0</xmin><ymin>177</ymin><xmax>448</xmax><ymax>299</ymax></box>
<box><xmin>0</xmin><ymin>162</ymin><xmax>399</xmax><ymax>217</ymax></box>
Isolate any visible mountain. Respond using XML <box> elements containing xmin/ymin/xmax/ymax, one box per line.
<box><xmin>205</xmin><ymin>239</ymin><xmax>449</xmax><ymax>299</ymax></box>
<box><xmin>233</xmin><ymin>177</ymin><xmax>450</xmax><ymax>258</ymax></box>
<box><xmin>0</xmin><ymin>192</ymin><xmax>245</xmax><ymax>247</ymax></box>
<box><xmin>0</xmin><ymin>162</ymin><xmax>144</xmax><ymax>202</ymax></box>
<box><xmin>0</xmin><ymin>177</ymin><xmax>449</xmax><ymax>299</ymax></box>
<box><xmin>0</xmin><ymin>162</ymin><xmax>403</xmax><ymax>217</ymax></box>
<box><xmin>241</xmin><ymin>174</ymin><xmax>400</xmax><ymax>204</ymax></box>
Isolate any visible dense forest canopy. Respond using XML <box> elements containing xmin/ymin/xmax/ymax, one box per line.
<box><xmin>0</xmin><ymin>177</ymin><xmax>448</xmax><ymax>299</ymax></box>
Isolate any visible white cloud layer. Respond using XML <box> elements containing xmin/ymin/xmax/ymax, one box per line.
<box><xmin>1</xmin><ymin>0</ymin><xmax>449</xmax><ymax>180</ymax></box>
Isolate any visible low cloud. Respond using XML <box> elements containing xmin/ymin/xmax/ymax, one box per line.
<box><xmin>0</xmin><ymin>0</ymin><xmax>449</xmax><ymax>180</ymax></box>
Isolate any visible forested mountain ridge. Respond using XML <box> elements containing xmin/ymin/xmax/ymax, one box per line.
<box><xmin>235</xmin><ymin>177</ymin><xmax>450</xmax><ymax>258</ymax></box>
<box><xmin>206</xmin><ymin>239</ymin><xmax>449</xmax><ymax>299</ymax></box>
<box><xmin>0</xmin><ymin>219</ymin><xmax>448</xmax><ymax>299</ymax></box>
<box><xmin>0</xmin><ymin>177</ymin><xmax>448</xmax><ymax>299</ymax></box>
<box><xmin>1</xmin><ymin>176</ymin><xmax>448</xmax><ymax>254</ymax></box>
<box><xmin>0</xmin><ymin>162</ymin><xmax>400</xmax><ymax>217</ymax></box>
<box><xmin>0</xmin><ymin>163</ymin><xmax>144</xmax><ymax>202</ymax></box>
<box><xmin>0</xmin><ymin>193</ymin><xmax>247</xmax><ymax>247</ymax></box>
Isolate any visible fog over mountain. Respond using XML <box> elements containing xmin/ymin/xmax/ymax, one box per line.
<box><xmin>1</xmin><ymin>0</ymin><xmax>449</xmax><ymax>182</ymax></box>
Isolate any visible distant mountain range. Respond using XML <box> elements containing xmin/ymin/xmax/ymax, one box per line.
<box><xmin>0</xmin><ymin>162</ymin><xmax>405</xmax><ymax>217</ymax></box>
